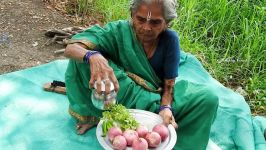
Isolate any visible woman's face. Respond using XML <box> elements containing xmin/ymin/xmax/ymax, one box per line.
<box><xmin>132</xmin><ymin>3</ymin><xmax>167</xmax><ymax>44</ymax></box>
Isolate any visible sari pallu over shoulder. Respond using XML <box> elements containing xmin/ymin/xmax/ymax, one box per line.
<box><xmin>67</xmin><ymin>20</ymin><xmax>162</xmax><ymax>92</ymax></box>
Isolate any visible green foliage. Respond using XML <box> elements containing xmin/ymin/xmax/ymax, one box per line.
<box><xmin>174</xmin><ymin>0</ymin><xmax>265</xmax><ymax>115</ymax></box>
<box><xmin>75</xmin><ymin>0</ymin><xmax>265</xmax><ymax>115</ymax></box>
<box><xmin>76</xmin><ymin>0</ymin><xmax>93</xmax><ymax>15</ymax></box>
<box><xmin>65</xmin><ymin>0</ymin><xmax>94</xmax><ymax>18</ymax></box>
<box><xmin>101</xmin><ymin>104</ymin><xmax>139</xmax><ymax>133</ymax></box>
<box><xmin>92</xmin><ymin>0</ymin><xmax>129</xmax><ymax>22</ymax></box>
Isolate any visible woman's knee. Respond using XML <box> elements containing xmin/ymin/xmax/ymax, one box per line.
<box><xmin>201</xmin><ymin>86</ymin><xmax>219</xmax><ymax>109</ymax></box>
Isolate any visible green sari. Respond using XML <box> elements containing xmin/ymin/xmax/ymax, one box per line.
<box><xmin>65</xmin><ymin>20</ymin><xmax>218</xmax><ymax>150</ymax></box>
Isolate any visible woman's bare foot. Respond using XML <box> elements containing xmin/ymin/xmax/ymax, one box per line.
<box><xmin>76</xmin><ymin>123</ymin><xmax>96</xmax><ymax>135</ymax></box>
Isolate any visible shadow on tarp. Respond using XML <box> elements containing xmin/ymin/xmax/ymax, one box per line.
<box><xmin>0</xmin><ymin>60</ymin><xmax>103</xmax><ymax>150</ymax></box>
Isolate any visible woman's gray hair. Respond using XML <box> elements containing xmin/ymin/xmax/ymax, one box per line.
<box><xmin>129</xmin><ymin>0</ymin><xmax>177</xmax><ymax>23</ymax></box>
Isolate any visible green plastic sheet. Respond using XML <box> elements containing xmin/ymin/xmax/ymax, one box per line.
<box><xmin>0</xmin><ymin>54</ymin><xmax>265</xmax><ymax>150</ymax></box>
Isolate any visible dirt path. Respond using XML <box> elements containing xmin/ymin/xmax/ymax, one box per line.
<box><xmin>0</xmin><ymin>0</ymin><xmax>74</xmax><ymax>74</ymax></box>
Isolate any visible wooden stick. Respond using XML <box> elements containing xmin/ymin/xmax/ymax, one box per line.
<box><xmin>54</xmin><ymin>49</ymin><xmax>65</xmax><ymax>54</ymax></box>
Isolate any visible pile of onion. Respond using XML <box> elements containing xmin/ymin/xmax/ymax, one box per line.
<box><xmin>152</xmin><ymin>124</ymin><xmax>169</xmax><ymax>141</ymax></box>
<box><xmin>107</xmin><ymin>123</ymin><xmax>169</xmax><ymax>150</ymax></box>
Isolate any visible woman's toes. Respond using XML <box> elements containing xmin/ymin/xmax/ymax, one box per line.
<box><xmin>76</xmin><ymin>124</ymin><xmax>81</xmax><ymax>130</ymax></box>
<box><xmin>77</xmin><ymin>127</ymin><xmax>87</xmax><ymax>135</ymax></box>
<box><xmin>76</xmin><ymin>124</ymin><xmax>95</xmax><ymax>135</ymax></box>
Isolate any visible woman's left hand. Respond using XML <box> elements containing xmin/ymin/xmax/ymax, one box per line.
<box><xmin>159</xmin><ymin>108</ymin><xmax>178</xmax><ymax>129</ymax></box>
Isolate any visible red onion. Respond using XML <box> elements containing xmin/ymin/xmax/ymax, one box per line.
<box><xmin>123</xmin><ymin>129</ymin><xmax>139</xmax><ymax>146</ymax></box>
<box><xmin>112</xmin><ymin>135</ymin><xmax>127</xmax><ymax>150</ymax></box>
<box><xmin>152</xmin><ymin>124</ymin><xmax>169</xmax><ymax>141</ymax></box>
<box><xmin>145</xmin><ymin>132</ymin><xmax>161</xmax><ymax>148</ymax></box>
<box><xmin>108</xmin><ymin>127</ymin><xmax>123</xmax><ymax>142</ymax></box>
<box><xmin>132</xmin><ymin>138</ymin><xmax>148</xmax><ymax>150</ymax></box>
<box><xmin>136</xmin><ymin>125</ymin><xmax>149</xmax><ymax>138</ymax></box>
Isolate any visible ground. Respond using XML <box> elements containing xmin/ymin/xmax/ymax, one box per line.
<box><xmin>0</xmin><ymin>0</ymin><xmax>74</xmax><ymax>74</ymax></box>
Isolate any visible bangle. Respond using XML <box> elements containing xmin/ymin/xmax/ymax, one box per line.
<box><xmin>83</xmin><ymin>50</ymin><xmax>101</xmax><ymax>63</ymax></box>
<box><xmin>159</xmin><ymin>105</ymin><xmax>172</xmax><ymax>112</ymax></box>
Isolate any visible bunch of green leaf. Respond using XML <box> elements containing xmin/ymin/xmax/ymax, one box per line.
<box><xmin>101</xmin><ymin>104</ymin><xmax>139</xmax><ymax>136</ymax></box>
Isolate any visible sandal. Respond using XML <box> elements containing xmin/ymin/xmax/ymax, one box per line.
<box><xmin>43</xmin><ymin>80</ymin><xmax>66</xmax><ymax>95</ymax></box>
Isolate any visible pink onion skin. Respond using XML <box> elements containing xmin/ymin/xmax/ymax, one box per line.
<box><xmin>136</xmin><ymin>125</ymin><xmax>149</xmax><ymax>138</ymax></box>
<box><xmin>145</xmin><ymin>132</ymin><xmax>161</xmax><ymax>148</ymax></box>
<box><xmin>123</xmin><ymin>129</ymin><xmax>139</xmax><ymax>146</ymax></box>
<box><xmin>112</xmin><ymin>135</ymin><xmax>127</xmax><ymax>150</ymax></box>
<box><xmin>108</xmin><ymin>127</ymin><xmax>123</xmax><ymax>142</ymax></box>
<box><xmin>152</xmin><ymin>124</ymin><xmax>169</xmax><ymax>141</ymax></box>
<box><xmin>132</xmin><ymin>138</ymin><xmax>148</xmax><ymax>150</ymax></box>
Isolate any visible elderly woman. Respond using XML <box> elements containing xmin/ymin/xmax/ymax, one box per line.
<box><xmin>64</xmin><ymin>0</ymin><xmax>218</xmax><ymax>149</ymax></box>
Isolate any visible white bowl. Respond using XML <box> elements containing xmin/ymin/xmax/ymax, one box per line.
<box><xmin>96</xmin><ymin>109</ymin><xmax>177</xmax><ymax>150</ymax></box>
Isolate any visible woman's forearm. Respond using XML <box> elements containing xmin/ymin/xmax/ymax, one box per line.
<box><xmin>161</xmin><ymin>78</ymin><xmax>176</xmax><ymax>106</ymax></box>
<box><xmin>64</xmin><ymin>43</ymin><xmax>88</xmax><ymax>62</ymax></box>
<box><xmin>65</xmin><ymin>43</ymin><xmax>119</xmax><ymax>92</ymax></box>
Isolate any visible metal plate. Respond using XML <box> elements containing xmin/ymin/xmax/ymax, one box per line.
<box><xmin>96</xmin><ymin>109</ymin><xmax>177</xmax><ymax>150</ymax></box>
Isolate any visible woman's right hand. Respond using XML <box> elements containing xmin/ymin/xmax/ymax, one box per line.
<box><xmin>159</xmin><ymin>108</ymin><xmax>178</xmax><ymax>129</ymax></box>
<box><xmin>89</xmin><ymin>54</ymin><xmax>119</xmax><ymax>94</ymax></box>
<box><xmin>64</xmin><ymin>43</ymin><xmax>119</xmax><ymax>94</ymax></box>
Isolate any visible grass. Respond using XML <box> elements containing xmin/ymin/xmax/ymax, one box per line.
<box><xmin>64</xmin><ymin>0</ymin><xmax>265</xmax><ymax>116</ymax></box>
<box><xmin>174</xmin><ymin>0</ymin><xmax>266</xmax><ymax>116</ymax></box>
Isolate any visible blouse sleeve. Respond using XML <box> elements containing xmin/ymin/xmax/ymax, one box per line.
<box><xmin>163</xmin><ymin>30</ymin><xmax>181</xmax><ymax>79</ymax></box>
